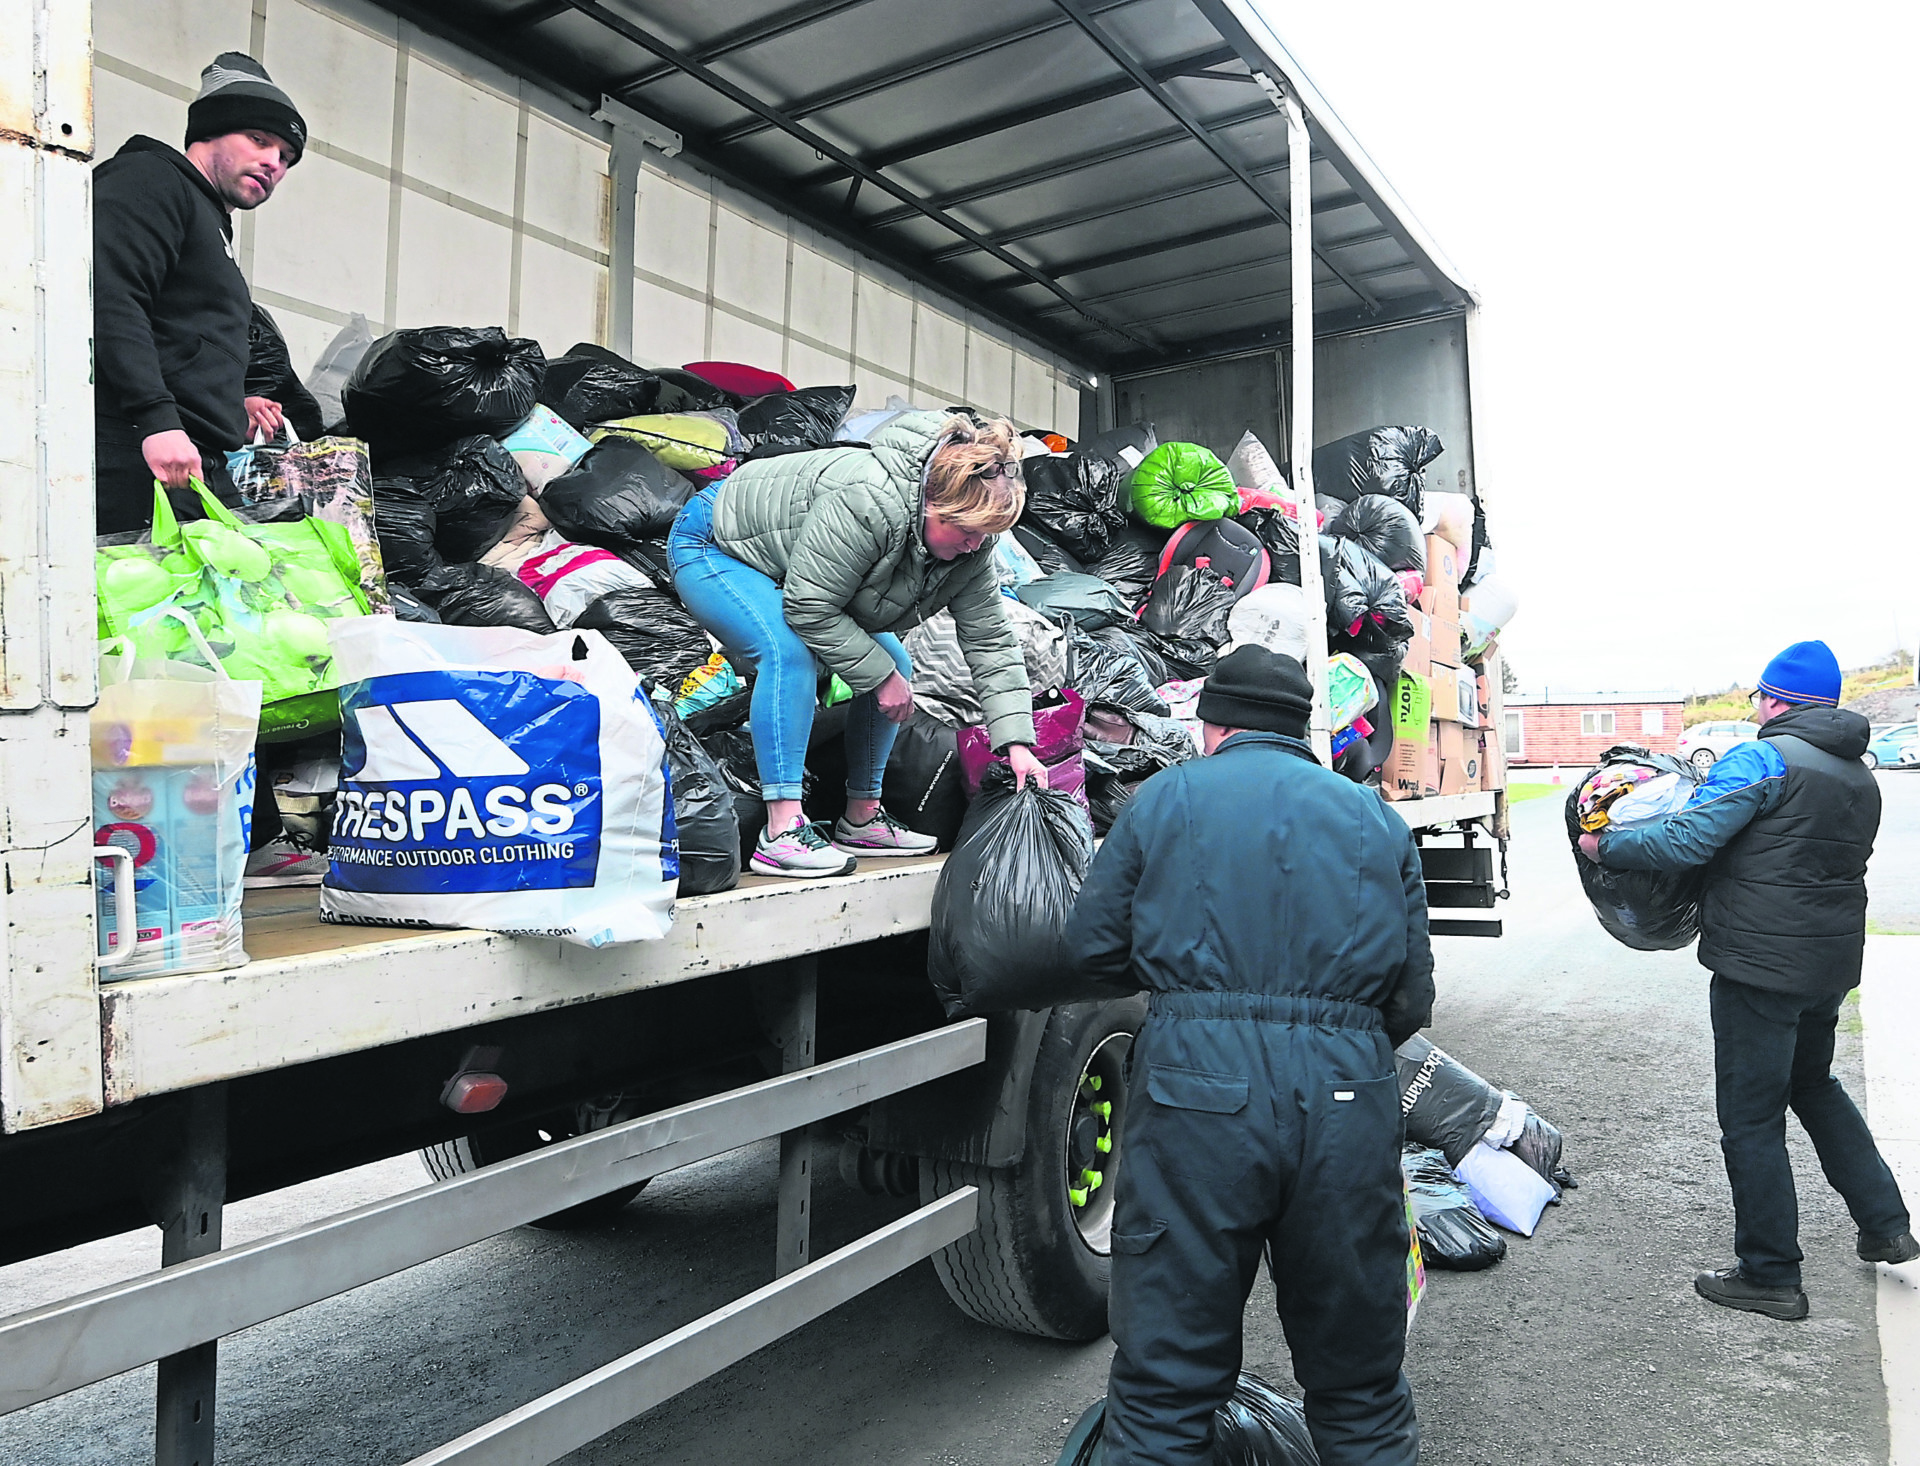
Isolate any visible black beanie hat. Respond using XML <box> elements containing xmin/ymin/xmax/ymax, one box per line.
<box><xmin>185</xmin><ymin>53</ymin><xmax>307</xmax><ymax>163</ymax></box>
<box><xmin>1196</xmin><ymin>645</ymin><xmax>1314</xmax><ymax>739</ymax></box>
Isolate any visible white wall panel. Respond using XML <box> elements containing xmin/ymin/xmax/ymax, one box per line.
<box><xmin>853</xmin><ymin>367</ymin><xmax>912</xmax><ymax>413</ymax></box>
<box><xmin>632</xmin><ymin>278</ymin><xmax>708</xmax><ymax>370</ymax></box>
<box><xmin>251</xmin><ymin>150</ymin><xmax>390</xmax><ymax>308</ymax></box>
<box><xmin>636</xmin><ymin>170</ymin><xmax>711</xmax><ymax>293</ymax></box>
<box><xmin>855</xmin><ymin>276</ymin><xmax>913</xmax><ymax>374</ymax></box>
<box><xmin>92</xmin><ymin>66</ymin><xmax>184</xmax><ymax>162</ymax></box>
<box><xmin>403</xmin><ymin>59</ymin><xmax>518</xmax><ymax>219</ymax></box>
<box><xmin>269</xmin><ymin>308</ymin><xmax>346</xmax><ymax>381</ymax></box>
<box><xmin>263</xmin><ymin>0</ymin><xmax>395</xmax><ymax>166</ymax></box>
<box><xmin>787</xmin><ymin>340</ymin><xmax>854</xmax><ymax>391</ymax></box>
<box><xmin>915</xmin><ymin>306</ymin><xmax>967</xmax><ymax>402</ymax></box>
<box><xmin>517</xmin><ymin>237</ymin><xmax>604</xmax><ymax>358</ymax></box>
<box><xmin>788</xmin><ymin>244</ymin><xmax>854</xmax><ymax>353</ymax></box>
<box><xmin>1014</xmin><ymin>352</ymin><xmax>1056</xmax><ymax>432</ymax></box>
<box><xmin>393</xmin><ymin>196</ymin><xmax>513</xmax><ymax>327</ymax></box>
<box><xmin>709</xmin><ymin>310</ymin><xmax>786</xmax><ymax>375</ymax></box>
<box><xmin>712</xmin><ymin>207</ymin><xmax>788</xmax><ymax>327</ymax></box>
<box><xmin>523</xmin><ymin>115</ymin><xmax>607</xmax><ymax>246</ymax></box>
<box><xmin>95</xmin><ymin>0</ymin><xmax>250</xmax><ymax>92</ymax></box>
<box><xmin>966</xmin><ymin>332</ymin><xmax>1013</xmax><ymax>418</ymax></box>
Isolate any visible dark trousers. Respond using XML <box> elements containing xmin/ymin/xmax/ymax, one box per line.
<box><xmin>95</xmin><ymin>417</ymin><xmax>236</xmax><ymax>537</ymax></box>
<box><xmin>1709</xmin><ymin>975</ymin><xmax>1909</xmax><ymax>1287</ymax></box>
<box><xmin>1103</xmin><ymin>993</ymin><xmax>1417</xmax><ymax>1466</ymax></box>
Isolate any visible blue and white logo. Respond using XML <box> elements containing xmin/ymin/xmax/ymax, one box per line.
<box><xmin>328</xmin><ymin>669</ymin><xmax>603</xmax><ymax>895</ymax></box>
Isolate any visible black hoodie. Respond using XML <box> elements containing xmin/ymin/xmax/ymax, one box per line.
<box><xmin>93</xmin><ymin>135</ymin><xmax>252</xmax><ymax>449</ymax></box>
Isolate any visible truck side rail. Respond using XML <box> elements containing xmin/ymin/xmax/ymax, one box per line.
<box><xmin>0</xmin><ymin>1018</ymin><xmax>986</xmax><ymax>1427</ymax></box>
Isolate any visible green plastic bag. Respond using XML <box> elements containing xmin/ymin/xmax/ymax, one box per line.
<box><xmin>96</xmin><ymin>479</ymin><xmax>371</xmax><ymax>740</ymax></box>
<box><xmin>1129</xmin><ymin>441</ymin><xmax>1237</xmax><ymax>528</ymax></box>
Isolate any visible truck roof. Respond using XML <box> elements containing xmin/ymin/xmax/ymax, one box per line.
<box><xmin>381</xmin><ymin>0</ymin><xmax>1476</xmax><ymax>373</ymax></box>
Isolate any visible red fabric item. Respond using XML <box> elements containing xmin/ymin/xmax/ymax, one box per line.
<box><xmin>1397</xmin><ymin>570</ymin><xmax>1424</xmax><ymax>602</ymax></box>
<box><xmin>1235</xmin><ymin>486</ymin><xmax>1324</xmax><ymax>527</ymax></box>
<box><xmin>682</xmin><ymin>360</ymin><xmax>794</xmax><ymax>397</ymax></box>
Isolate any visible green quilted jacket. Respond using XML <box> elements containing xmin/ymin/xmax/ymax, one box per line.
<box><xmin>709</xmin><ymin>411</ymin><xmax>1035</xmax><ymax>750</ymax></box>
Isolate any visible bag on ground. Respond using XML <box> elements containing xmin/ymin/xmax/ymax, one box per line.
<box><xmin>370</xmin><ymin>475</ymin><xmax>446</xmax><ymax>597</ymax></box>
<box><xmin>1402</xmin><ymin>1145</ymin><xmax>1506</xmax><ymax>1270</ymax></box>
<box><xmin>1393</xmin><ymin>1035</ymin><xmax>1505</xmax><ymax>1166</ymax></box>
<box><xmin>322</xmin><ymin>617</ymin><xmax>677</xmax><ymax>944</ymax></box>
<box><xmin>1225</xmin><ymin>583</ymin><xmax>1312</xmax><ymax>663</ymax></box>
<box><xmin>1069</xmin><ymin>626</ymin><xmax>1171</xmax><ymax>716</ymax></box>
<box><xmin>343</xmin><ymin>326</ymin><xmax>545</xmax><ymax>454</ymax></box>
<box><xmin>592</xmin><ymin>410</ymin><xmax>744</xmax><ymax>483</ymax></box>
<box><xmin>1076</xmin><ymin>421</ymin><xmax>1158</xmax><ymax>475</ymax></box>
<box><xmin>1056</xmin><ymin>1371</ymin><xmax>1316</xmax><ymax>1466</ymax></box>
<box><xmin>1226</xmin><ymin>429</ymin><xmax>1286</xmax><ymax>496</ymax></box>
<box><xmin>1453</xmin><ymin>1139</ymin><xmax>1556</xmax><ymax>1236</ymax></box>
<box><xmin>1084</xmin><ymin>520</ymin><xmax>1166</xmax><ymax>607</ymax></box>
<box><xmin>927</xmin><ymin>764</ymin><xmax>1097</xmax><ymax>1017</ymax></box>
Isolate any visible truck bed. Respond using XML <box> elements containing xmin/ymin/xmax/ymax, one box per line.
<box><xmin>94</xmin><ymin>790</ymin><xmax>1494</xmax><ymax>1110</ymax></box>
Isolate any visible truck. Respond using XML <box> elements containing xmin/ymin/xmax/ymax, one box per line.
<box><xmin>0</xmin><ymin>1</ymin><xmax>1509</xmax><ymax>1461</ymax></box>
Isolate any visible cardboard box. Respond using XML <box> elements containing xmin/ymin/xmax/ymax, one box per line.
<box><xmin>1386</xmin><ymin>718</ymin><xmax>1440</xmax><ymax>801</ymax></box>
<box><xmin>1429</xmin><ymin>663</ymin><xmax>1482</xmax><ymax>728</ymax></box>
<box><xmin>1437</xmin><ymin>721</ymin><xmax>1482</xmax><ymax>794</ymax></box>
<box><xmin>1477</xmin><ymin>726</ymin><xmax>1508</xmax><ymax>792</ymax></box>
<box><xmin>1427</xmin><ymin>610</ymin><xmax>1461</xmax><ymax>669</ymax></box>
<box><xmin>1423</xmin><ymin>536</ymin><xmax>1460</xmax><ymax>593</ymax></box>
<box><xmin>1402</xmin><ymin>608</ymin><xmax>1433</xmax><ymax>677</ymax></box>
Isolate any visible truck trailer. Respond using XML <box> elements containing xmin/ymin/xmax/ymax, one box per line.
<box><xmin>0</xmin><ymin>1</ymin><xmax>1507</xmax><ymax>1461</ymax></box>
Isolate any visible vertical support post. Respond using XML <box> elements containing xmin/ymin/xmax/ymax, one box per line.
<box><xmin>148</xmin><ymin>1085</ymin><xmax>228</xmax><ymax>1466</ymax></box>
<box><xmin>1280</xmin><ymin>84</ymin><xmax>1332</xmax><ymax>766</ymax></box>
<box><xmin>593</xmin><ymin>96</ymin><xmax>683</xmax><ymax>361</ymax></box>
<box><xmin>754</xmin><ymin>957</ymin><xmax>818</xmax><ymax>1277</ymax></box>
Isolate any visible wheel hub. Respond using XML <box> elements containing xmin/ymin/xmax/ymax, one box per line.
<box><xmin>1066</xmin><ymin>1032</ymin><xmax>1131</xmax><ymax>1254</ymax></box>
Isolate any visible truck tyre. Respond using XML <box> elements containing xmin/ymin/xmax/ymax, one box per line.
<box><xmin>420</xmin><ymin>1097</ymin><xmax>649</xmax><ymax>1228</ymax></box>
<box><xmin>920</xmin><ymin>996</ymin><xmax>1145</xmax><ymax>1340</ymax></box>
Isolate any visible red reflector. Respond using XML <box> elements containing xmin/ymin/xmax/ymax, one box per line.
<box><xmin>442</xmin><ymin>1073</ymin><xmax>508</xmax><ymax>1114</ymax></box>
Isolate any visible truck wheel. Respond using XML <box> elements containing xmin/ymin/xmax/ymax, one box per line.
<box><xmin>420</xmin><ymin>1096</ymin><xmax>649</xmax><ymax>1228</ymax></box>
<box><xmin>920</xmin><ymin>996</ymin><xmax>1145</xmax><ymax>1340</ymax></box>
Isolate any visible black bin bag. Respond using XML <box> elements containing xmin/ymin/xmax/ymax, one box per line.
<box><xmin>1085</xmin><ymin>520</ymin><xmax>1166</xmax><ymax>607</ymax></box>
<box><xmin>343</xmin><ymin>326</ymin><xmax>545</xmax><ymax>454</ymax></box>
<box><xmin>383</xmin><ymin>436</ymin><xmax>525</xmax><ymax>563</ymax></box>
<box><xmin>1012</xmin><ymin>522</ymin><xmax>1082</xmax><ymax>577</ymax></box>
<box><xmin>1068</xmin><ymin>627</ymin><xmax>1170</xmax><ymax>716</ymax></box>
<box><xmin>1020</xmin><ymin>453</ymin><xmax>1126</xmax><ymax>564</ymax></box>
<box><xmin>573</xmin><ymin>587</ymin><xmax>712</xmax><ymax>696</ymax></box>
<box><xmin>1311</xmin><ymin>425</ymin><xmax>1444</xmax><ymax>518</ymax></box>
<box><xmin>737</xmin><ymin>385</ymin><xmax>855</xmax><ymax>450</ymax></box>
<box><xmin>1566</xmin><ymin>745</ymin><xmax>1706</xmax><ymax>951</ymax></box>
<box><xmin>881</xmin><ymin>712</ymin><xmax>968</xmax><ymax>851</ymax></box>
<box><xmin>433</xmin><ymin>563</ymin><xmax>556</xmax><ymax>633</ymax></box>
<box><xmin>927</xmin><ymin>765</ymin><xmax>1099</xmax><ymax>1018</ymax></box>
<box><xmin>1328</xmin><ymin>493</ymin><xmax>1425</xmax><ymax>575</ymax></box>
<box><xmin>1058</xmin><ymin>1371</ymin><xmax>1316</xmax><ymax>1466</ymax></box>
<box><xmin>1394</xmin><ymin>1035</ymin><xmax>1503</xmax><ymax>1166</ymax></box>
<box><xmin>654</xmin><ymin>699</ymin><xmax>740</xmax><ymax>895</ymax></box>
<box><xmin>370</xmin><ymin>475</ymin><xmax>445</xmax><ymax>596</ymax></box>
<box><xmin>542</xmin><ymin>437</ymin><xmax>695</xmax><ymax>549</ymax></box>
<box><xmin>1403</xmin><ymin>1145</ymin><xmax>1506</xmax><ymax>1271</ymax></box>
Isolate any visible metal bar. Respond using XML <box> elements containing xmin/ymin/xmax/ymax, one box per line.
<box><xmin>501</xmin><ymin>0</ymin><xmax>574</xmax><ymax>30</ymax></box>
<box><xmin>1420</xmin><ymin>848</ymin><xmax>1494</xmax><ymax>883</ymax></box>
<box><xmin>759</xmin><ymin>957</ymin><xmax>819</xmax><ymax>1278</ymax></box>
<box><xmin>1041</xmin><ymin>256</ymin><xmax>1421</xmax><ymax>332</ymax></box>
<box><xmin>860</xmin><ymin>103</ymin><xmax>1275</xmax><ymax>228</ymax></box>
<box><xmin>751</xmin><ymin>42</ymin><xmax>1237</xmax><ymax>167</ymax></box>
<box><xmin>599</xmin><ymin>117</ymin><xmax>641</xmax><ymax>358</ymax></box>
<box><xmin>714</xmin><ymin>0</ymin><xmax>1162</xmax><ymax>147</ymax></box>
<box><xmin>1046</xmin><ymin>0</ymin><xmax>1379</xmax><ymax>311</ymax></box>
<box><xmin>1423</xmin><ymin>885</ymin><xmax>1499</xmax><ymax>910</ymax></box>
<box><xmin>612</xmin><ymin>0</ymin><xmax>883</xmax><ymax>98</ymax></box>
<box><xmin>556</xmin><ymin>0</ymin><xmax>1158</xmax><ymax>351</ymax></box>
<box><xmin>1429</xmin><ymin>918</ymin><xmax>1504</xmax><ymax>939</ymax></box>
<box><xmin>148</xmin><ymin>1086</ymin><xmax>227</xmax><ymax>1466</ymax></box>
<box><xmin>402</xmin><ymin>1190</ymin><xmax>978</xmax><ymax>1466</ymax></box>
<box><xmin>1034</xmin><ymin>214</ymin><xmax>1279</xmax><ymax>282</ymax></box>
<box><xmin>0</xmin><ymin>1021</ymin><xmax>986</xmax><ymax>1415</ymax></box>
<box><xmin>1281</xmin><ymin>82</ymin><xmax>1331</xmax><ymax>767</ymax></box>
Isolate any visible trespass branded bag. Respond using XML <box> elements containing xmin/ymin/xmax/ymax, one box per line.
<box><xmin>321</xmin><ymin>618</ymin><xmax>677</xmax><ymax>945</ymax></box>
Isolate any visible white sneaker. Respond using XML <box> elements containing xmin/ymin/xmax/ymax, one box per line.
<box><xmin>244</xmin><ymin>835</ymin><xmax>330</xmax><ymax>887</ymax></box>
<box><xmin>752</xmin><ymin>821</ymin><xmax>858</xmax><ymax>878</ymax></box>
<box><xmin>831</xmin><ymin>809</ymin><xmax>939</xmax><ymax>858</ymax></box>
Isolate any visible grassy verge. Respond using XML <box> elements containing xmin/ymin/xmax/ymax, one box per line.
<box><xmin>1504</xmin><ymin>783</ymin><xmax>1561</xmax><ymax>805</ymax></box>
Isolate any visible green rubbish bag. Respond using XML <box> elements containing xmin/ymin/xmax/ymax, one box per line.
<box><xmin>96</xmin><ymin>478</ymin><xmax>371</xmax><ymax>740</ymax></box>
<box><xmin>1129</xmin><ymin>441</ymin><xmax>1237</xmax><ymax>528</ymax></box>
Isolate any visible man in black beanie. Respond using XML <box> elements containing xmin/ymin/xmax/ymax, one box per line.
<box><xmin>93</xmin><ymin>52</ymin><xmax>307</xmax><ymax>536</ymax></box>
<box><xmin>1068</xmin><ymin>645</ymin><xmax>1434</xmax><ymax>1466</ymax></box>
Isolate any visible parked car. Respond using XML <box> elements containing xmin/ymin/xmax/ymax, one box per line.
<box><xmin>1677</xmin><ymin>718</ymin><xmax>1759</xmax><ymax>771</ymax></box>
<box><xmin>1866</xmin><ymin>722</ymin><xmax>1918</xmax><ymax>770</ymax></box>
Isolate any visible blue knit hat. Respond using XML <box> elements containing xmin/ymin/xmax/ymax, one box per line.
<box><xmin>1757</xmin><ymin>640</ymin><xmax>1841</xmax><ymax>707</ymax></box>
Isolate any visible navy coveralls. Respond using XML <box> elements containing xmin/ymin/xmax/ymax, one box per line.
<box><xmin>1066</xmin><ymin>732</ymin><xmax>1434</xmax><ymax>1466</ymax></box>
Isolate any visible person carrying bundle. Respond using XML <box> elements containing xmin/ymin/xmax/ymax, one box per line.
<box><xmin>1066</xmin><ymin>645</ymin><xmax>1433</xmax><ymax>1466</ymax></box>
<box><xmin>667</xmin><ymin>411</ymin><xmax>1046</xmax><ymax>876</ymax></box>
<box><xmin>1580</xmin><ymin>639</ymin><xmax>1914</xmax><ymax>1320</ymax></box>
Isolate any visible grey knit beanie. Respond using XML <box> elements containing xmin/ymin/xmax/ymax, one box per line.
<box><xmin>185</xmin><ymin>52</ymin><xmax>306</xmax><ymax>163</ymax></box>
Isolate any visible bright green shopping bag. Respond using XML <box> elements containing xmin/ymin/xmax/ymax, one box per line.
<box><xmin>96</xmin><ymin>479</ymin><xmax>371</xmax><ymax>739</ymax></box>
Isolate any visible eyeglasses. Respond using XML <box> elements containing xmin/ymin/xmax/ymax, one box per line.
<box><xmin>1749</xmin><ymin>691</ymin><xmax>1763</xmax><ymax>707</ymax></box>
<box><xmin>973</xmin><ymin>459</ymin><xmax>1023</xmax><ymax>484</ymax></box>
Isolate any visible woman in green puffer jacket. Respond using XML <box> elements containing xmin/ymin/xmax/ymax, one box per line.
<box><xmin>667</xmin><ymin>410</ymin><xmax>1044</xmax><ymax>877</ymax></box>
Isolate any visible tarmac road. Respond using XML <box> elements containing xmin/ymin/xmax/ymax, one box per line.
<box><xmin>2</xmin><ymin>771</ymin><xmax>1914</xmax><ymax>1464</ymax></box>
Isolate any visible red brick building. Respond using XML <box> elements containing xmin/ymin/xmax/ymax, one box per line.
<box><xmin>1503</xmin><ymin>690</ymin><xmax>1684</xmax><ymax>769</ymax></box>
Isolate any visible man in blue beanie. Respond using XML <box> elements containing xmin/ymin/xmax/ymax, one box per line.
<box><xmin>1580</xmin><ymin>639</ymin><xmax>1914</xmax><ymax>1319</ymax></box>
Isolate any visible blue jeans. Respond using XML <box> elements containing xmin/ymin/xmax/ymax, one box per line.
<box><xmin>667</xmin><ymin>488</ymin><xmax>910</xmax><ymax>803</ymax></box>
<box><xmin>1710</xmin><ymin>976</ymin><xmax>1910</xmax><ymax>1287</ymax></box>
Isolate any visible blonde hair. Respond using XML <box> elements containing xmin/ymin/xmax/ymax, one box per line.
<box><xmin>924</xmin><ymin>414</ymin><xmax>1023</xmax><ymax>534</ymax></box>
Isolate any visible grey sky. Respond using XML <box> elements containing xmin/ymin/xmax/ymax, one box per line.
<box><xmin>1260</xmin><ymin>1</ymin><xmax>1920</xmax><ymax>695</ymax></box>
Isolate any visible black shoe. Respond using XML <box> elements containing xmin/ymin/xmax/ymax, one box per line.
<box><xmin>1694</xmin><ymin>1266</ymin><xmax>1809</xmax><ymax>1320</ymax></box>
<box><xmin>1858</xmin><ymin>1231</ymin><xmax>1920</xmax><ymax>1264</ymax></box>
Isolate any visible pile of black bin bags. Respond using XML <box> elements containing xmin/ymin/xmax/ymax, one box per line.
<box><xmin>333</xmin><ymin>328</ymin><xmax>868</xmax><ymax>897</ymax></box>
